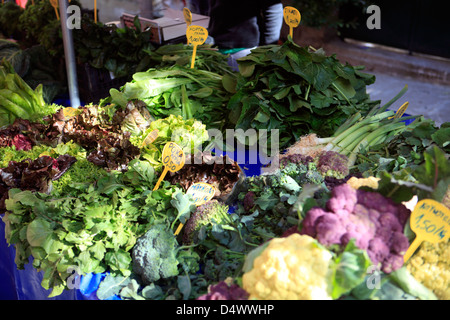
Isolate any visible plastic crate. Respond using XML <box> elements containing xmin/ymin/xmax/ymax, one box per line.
<box><xmin>76</xmin><ymin>63</ymin><xmax>128</xmax><ymax>104</ymax></box>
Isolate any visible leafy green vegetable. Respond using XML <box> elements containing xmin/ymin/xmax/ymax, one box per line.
<box><xmin>227</xmin><ymin>39</ymin><xmax>378</xmax><ymax>151</ymax></box>
<box><xmin>130</xmin><ymin>114</ymin><xmax>209</xmax><ymax>171</ymax></box>
<box><xmin>73</xmin><ymin>15</ymin><xmax>155</xmax><ymax>78</ymax></box>
<box><xmin>0</xmin><ymin>2</ymin><xmax>24</xmax><ymax>39</ymax></box>
<box><xmin>2</xmin><ymin>158</ymin><xmax>188</xmax><ymax>297</ymax></box>
<box><xmin>0</xmin><ymin>59</ymin><xmax>58</xmax><ymax>126</ymax></box>
<box><xmin>110</xmin><ymin>65</ymin><xmax>236</xmax><ymax>131</ymax></box>
<box><xmin>146</xmin><ymin>43</ymin><xmax>236</xmax><ymax>77</ymax></box>
<box><xmin>356</xmin><ymin>117</ymin><xmax>450</xmax><ymax>177</ymax></box>
<box><xmin>330</xmin><ymin>239</ymin><xmax>372</xmax><ymax>299</ymax></box>
<box><xmin>376</xmin><ymin>146</ymin><xmax>450</xmax><ymax>204</ymax></box>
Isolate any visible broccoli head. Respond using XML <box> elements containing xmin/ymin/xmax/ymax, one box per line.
<box><xmin>182</xmin><ymin>200</ymin><xmax>231</xmax><ymax>245</ymax></box>
<box><xmin>301</xmin><ymin>183</ymin><xmax>411</xmax><ymax>273</ymax></box>
<box><xmin>132</xmin><ymin>224</ymin><xmax>180</xmax><ymax>284</ymax></box>
<box><xmin>316</xmin><ymin>151</ymin><xmax>350</xmax><ymax>179</ymax></box>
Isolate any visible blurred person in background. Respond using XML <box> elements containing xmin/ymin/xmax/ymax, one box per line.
<box><xmin>207</xmin><ymin>0</ymin><xmax>283</xmax><ymax>50</ymax></box>
<box><xmin>190</xmin><ymin>0</ymin><xmax>283</xmax><ymax>69</ymax></box>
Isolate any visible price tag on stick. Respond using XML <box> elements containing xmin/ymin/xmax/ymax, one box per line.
<box><xmin>187</xmin><ymin>182</ymin><xmax>216</xmax><ymax>207</ymax></box>
<box><xmin>62</xmin><ymin>107</ymin><xmax>81</xmax><ymax>119</ymax></box>
<box><xmin>184</xmin><ymin>7</ymin><xmax>193</xmax><ymax>44</ymax></box>
<box><xmin>141</xmin><ymin>129</ymin><xmax>159</xmax><ymax>148</ymax></box>
<box><xmin>186</xmin><ymin>25</ymin><xmax>208</xmax><ymax>68</ymax></box>
<box><xmin>183</xmin><ymin>7</ymin><xmax>193</xmax><ymax>26</ymax></box>
<box><xmin>403</xmin><ymin>199</ymin><xmax>450</xmax><ymax>262</ymax></box>
<box><xmin>50</xmin><ymin>0</ymin><xmax>60</xmax><ymax>20</ymax></box>
<box><xmin>153</xmin><ymin>142</ymin><xmax>185</xmax><ymax>191</ymax></box>
<box><xmin>174</xmin><ymin>182</ymin><xmax>216</xmax><ymax>236</ymax></box>
<box><xmin>388</xmin><ymin>101</ymin><xmax>409</xmax><ymax>120</ymax></box>
<box><xmin>94</xmin><ymin>0</ymin><xmax>98</xmax><ymax>23</ymax></box>
<box><xmin>283</xmin><ymin>6</ymin><xmax>301</xmax><ymax>38</ymax></box>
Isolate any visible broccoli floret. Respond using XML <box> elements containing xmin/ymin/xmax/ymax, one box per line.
<box><xmin>316</xmin><ymin>151</ymin><xmax>350</xmax><ymax>179</ymax></box>
<box><xmin>132</xmin><ymin>224</ymin><xmax>180</xmax><ymax>284</ymax></box>
<box><xmin>182</xmin><ymin>200</ymin><xmax>231</xmax><ymax>245</ymax></box>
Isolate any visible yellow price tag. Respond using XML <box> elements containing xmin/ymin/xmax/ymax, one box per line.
<box><xmin>388</xmin><ymin>101</ymin><xmax>409</xmax><ymax>120</ymax></box>
<box><xmin>174</xmin><ymin>182</ymin><xmax>216</xmax><ymax>236</ymax></box>
<box><xmin>62</xmin><ymin>107</ymin><xmax>80</xmax><ymax>119</ymax></box>
<box><xmin>187</xmin><ymin>182</ymin><xmax>216</xmax><ymax>207</ymax></box>
<box><xmin>186</xmin><ymin>25</ymin><xmax>208</xmax><ymax>68</ymax></box>
<box><xmin>183</xmin><ymin>7</ymin><xmax>193</xmax><ymax>26</ymax></box>
<box><xmin>153</xmin><ymin>142</ymin><xmax>185</xmax><ymax>191</ymax></box>
<box><xmin>184</xmin><ymin>7</ymin><xmax>193</xmax><ymax>45</ymax></box>
<box><xmin>50</xmin><ymin>0</ymin><xmax>60</xmax><ymax>20</ymax></box>
<box><xmin>403</xmin><ymin>199</ymin><xmax>450</xmax><ymax>262</ymax></box>
<box><xmin>283</xmin><ymin>6</ymin><xmax>301</xmax><ymax>38</ymax></box>
<box><xmin>141</xmin><ymin>129</ymin><xmax>159</xmax><ymax>148</ymax></box>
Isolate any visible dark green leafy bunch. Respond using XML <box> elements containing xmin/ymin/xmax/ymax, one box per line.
<box><xmin>146</xmin><ymin>43</ymin><xmax>236</xmax><ymax>77</ymax></box>
<box><xmin>73</xmin><ymin>16</ymin><xmax>155</xmax><ymax>78</ymax></box>
<box><xmin>0</xmin><ymin>1</ymin><xmax>24</xmax><ymax>38</ymax></box>
<box><xmin>227</xmin><ymin>39</ymin><xmax>378</xmax><ymax>151</ymax></box>
<box><xmin>17</xmin><ymin>0</ymin><xmax>81</xmax><ymax>48</ymax></box>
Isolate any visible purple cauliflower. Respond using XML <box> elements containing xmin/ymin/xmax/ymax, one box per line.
<box><xmin>197</xmin><ymin>281</ymin><xmax>249</xmax><ymax>300</ymax></box>
<box><xmin>279</xmin><ymin>153</ymin><xmax>314</xmax><ymax>168</ymax></box>
<box><xmin>316</xmin><ymin>151</ymin><xmax>350</xmax><ymax>179</ymax></box>
<box><xmin>300</xmin><ymin>183</ymin><xmax>411</xmax><ymax>273</ymax></box>
<box><xmin>243</xmin><ymin>191</ymin><xmax>256</xmax><ymax>212</ymax></box>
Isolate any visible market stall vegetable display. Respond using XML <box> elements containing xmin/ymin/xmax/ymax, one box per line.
<box><xmin>0</xmin><ymin>11</ymin><xmax>449</xmax><ymax>300</ymax></box>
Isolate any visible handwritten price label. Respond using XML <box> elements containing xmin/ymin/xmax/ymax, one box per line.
<box><xmin>153</xmin><ymin>142</ymin><xmax>185</xmax><ymax>191</ymax></box>
<box><xmin>403</xmin><ymin>199</ymin><xmax>450</xmax><ymax>262</ymax></box>
<box><xmin>141</xmin><ymin>129</ymin><xmax>159</xmax><ymax>148</ymax></box>
<box><xmin>187</xmin><ymin>182</ymin><xmax>216</xmax><ymax>206</ymax></box>
<box><xmin>186</xmin><ymin>25</ymin><xmax>208</xmax><ymax>68</ymax></box>
<box><xmin>62</xmin><ymin>107</ymin><xmax>80</xmax><ymax>119</ymax></box>
<box><xmin>283</xmin><ymin>6</ymin><xmax>301</xmax><ymax>38</ymax></box>
<box><xmin>162</xmin><ymin>142</ymin><xmax>185</xmax><ymax>172</ymax></box>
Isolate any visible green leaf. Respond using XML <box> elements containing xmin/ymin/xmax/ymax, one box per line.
<box><xmin>330</xmin><ymin>239</ymin><xmax>372</xmax><ymax>299</ymax></box>
<box><xmin>90</xmin><ymin>241</ymin><xmax>107</xmax><ymax>261</ymax></box>
<box><xmin>97</xmin><ymin>274</ymin><xmax>131</xmax><ymax>300</ymax></box>
<box><xmin>141</xmin><ymin>283</ymin><xmax>164</xmax><ymax>300</ymax></box>
<box><xmin>105</xmin><ymin>250</ymin><xmax>132</xmax><ymax>275</ymax></box>
<box><xmin>170</xmin><ymin>191</ymin><xmax>196</xmax><ymax>227</ymax></box>
<box><xmin>27</xmin><ymin>218</ymin><xmax>52</xmax><ymax>248</ymax></box>
<box><xmin>177</xmin><ymin>275</ymin><xmax>192</xmax><ymax>300</ymax></box>
<box><xmin>431</xmin><ymin>126</ymin><xmax>450</xmax><ymax>148</ymax></box>
<box><xmin>389</xmin><ymin>266</ymin><xmax>438</xmax><ymax>300</ymax></box>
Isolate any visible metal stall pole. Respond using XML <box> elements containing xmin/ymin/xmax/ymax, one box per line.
<box><xmin>59</xmin><ymin>0</ymin><xmax>81</xmax><ymax>108</ymax></box>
